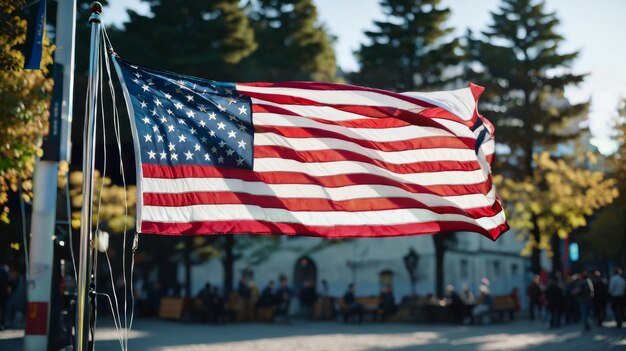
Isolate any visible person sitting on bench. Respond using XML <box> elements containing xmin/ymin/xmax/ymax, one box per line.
<box><xmin>343</xmin><ymin>283</ymin><xmax>364</xmax><ymax>323</ymax></box>
<box><xmin>378</xmin><ymin>285</ymin><xmax>397</xmax><ymax>321</ymax></box>
<box><xmin>472</xmin><ymin>284</ymin><xmax>493</xmax><ymax>322</ymax></box>
<box><xmin>274</xmin><ymin>275</ymin><xmax>292</xmax><ymax>322</ymax></box>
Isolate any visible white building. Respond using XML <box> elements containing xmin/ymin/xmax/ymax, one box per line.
<box><xmin>180</xmin><ymin>230</ymin><xmax>530</xmax><ymax>305</ymax></box>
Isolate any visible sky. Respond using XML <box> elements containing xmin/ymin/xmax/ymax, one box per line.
<box><xmin>104</xmin><ymin>0</ymin><xmax>626</xmax><ymax>154</ymax></box>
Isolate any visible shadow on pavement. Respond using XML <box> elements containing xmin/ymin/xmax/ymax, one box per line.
<box><xmin>90</xmin><ymin>317</ymin><xmax>626</xmax><ymax>351</ymax></box>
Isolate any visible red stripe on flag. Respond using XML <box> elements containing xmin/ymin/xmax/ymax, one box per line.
<box><xmin>254</xmin><ymin>124</ymin><xmax>476</xmax><ymax>151</ymax></box>
<box><xmin>143</xmin><ymin>191</ymin><xmax>502</xmax><ymax>218</ymax></box>
<box><xmin>254</xmin><ymin>146</ymin><xmax>482</xmax><ymax>174</ymax></box>
<box><xmin>141</xmin><ymin>219</ymin><xmax>509</xmax><ymax>241</ymax></box>
<box><xmin>248</xmin><ymin>96</ymin><xmax>463</xmax><ymax>134</ymax></box>
<box><xmin>141</xmin><ymin>164</ymin><xmax>493</xmax><ymax>197</ymax></box>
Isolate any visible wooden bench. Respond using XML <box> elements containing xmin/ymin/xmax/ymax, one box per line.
<box><xmin>159</xmin><ymin>297</ymin><xmax>193</xmax><ymax>321</ymax></box>
<box><xmin>312</xmin><ymin>296</ymin><xmax>334</xmax><ymax>320</ymax></box>
<box><xmin>490</xmin><ymin>295</ymin><xmax>517</xmax><ymax>322</ymax></box>
<box><xmin>338</xmin><ymin>296</ymin><xmax>383</xmax><ymax>322</ymax></box>
<box><xmin>472</xmin><ymin>295</ymin><xmax>517</xmax><ymax>324</ymax></box>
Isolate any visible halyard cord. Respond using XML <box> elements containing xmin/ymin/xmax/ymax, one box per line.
<box><xmin>103</xmin><ymin>26</ymin><xmax>135</xmax><ymax>350</ymax></box>
<box><xmin>80</xmin><ymin>23</ymin><xmax>137</xmax><ymax>351</ymax></box>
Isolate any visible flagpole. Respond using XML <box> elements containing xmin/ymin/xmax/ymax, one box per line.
<box><xmin>76</xmin><ymin>3</ymin><xmax>102</xmax><ymax>350</ymax></box>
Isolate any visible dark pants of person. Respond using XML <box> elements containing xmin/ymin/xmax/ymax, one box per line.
<box><xmin>210</xmin><ymin>302</ymin><xmax>224</xmax><ymax>323</ymax></box>
<box><xmin>548</xmin><ymin>306</ymin><xmax>561</xmax><ymax>328</ymax></box>
<box><xmin>580</xmin><ymin>302</ymin><xmax>592</xmax><ymax>331</ymax></box>
<box><xmin>275</xmin><ymin>301</ymin><xmax>290</xmax><ymax>322</ymax></box>
<box><xmin>611</xmin><ymin>296</ymin><xmax>625</xmax><ymax>328</ymax></box>
<box><xmin>529</xmin><ymin>299</ymin><xmax>542</xmax><ymax>321</ymax></box>
<box><xmin>593</xmin><ymin>301</ymin><xmax>607</xmax><ymax>326</ymax></box>
<box><xmin>344</xmin><ymin>303</ymin><xmax>364</xmax><ymax>323</ymax></box>
<box><xmin>0</xmin><ymin>296</ymin><xmax>7</xmax><ymax>328</ymax></box>
<box><xmin>465</xmin><ymin>304</ymin><xmax>474</xmax><ymax>324</ymax></box>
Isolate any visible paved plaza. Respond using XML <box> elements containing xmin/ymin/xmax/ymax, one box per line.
<box><xmin>2</xmin><ymin>318</ymin><xmax>626</xmax><ymax>351</ymax></box>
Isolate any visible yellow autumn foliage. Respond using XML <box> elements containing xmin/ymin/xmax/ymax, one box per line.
<box><xmin>0</xmin><ymin>0</ymin><xmax>55</xmax><ymax>223</ymax></box>
<box><xmin>495</xmin><ymin>151</ymin><xmax>618</xmax><ymax>256</ymax></box>
<box><xmin>68</xmin><ymin>170</ymin><xmax>137</xmax><ymax>235</ymax></box>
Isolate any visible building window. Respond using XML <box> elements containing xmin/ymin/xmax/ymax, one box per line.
<box><xmin>492</xmin><ymin>261</ymin><xmax>501</xmax><ymax>277</ymax></box>
<box><xmin>511</xmin><ymin>263</ymin><xmax>519</xmax><ymax>276</ymax></box>
<box><xmin>379</xmin><ymin>270</ymin><xmax>394</xmax><ymax>288</ymax></box>
<box><xmin>460</xmin><ymin>259</ymin><xmax>469</xmax><ymax>280</ymax></box>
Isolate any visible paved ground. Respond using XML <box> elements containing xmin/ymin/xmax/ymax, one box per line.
<box><xmin>2</xmin><ymin>318</ymin><xmax>625</xmax><ymax>351</ymax></box>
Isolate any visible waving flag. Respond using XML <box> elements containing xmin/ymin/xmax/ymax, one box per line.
<box><xmin>113</xmin><ymin>57</ymin><xmax>508</xmax><ymax>240</ymax></box>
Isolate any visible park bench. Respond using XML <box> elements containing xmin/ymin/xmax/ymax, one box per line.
<box><xmin>490</xmin><ymin>295</ymin><xmax>517</xmax><ymax>322</ymax></box>
<box><xmin>312</xmin><ymin>296</ymin><xmax>335</xmax><ymax>320</ymax></box>
<box><xmin>473</xmin><ymin>295</ymin><xmax>517</xmax><ymax>324</ymax></box>
<box><xmin>338</xmin><ymin>296</ymin><xmax>383</xmax><ymax>322</ymax></box>
<box><xmin>159</xmin><ymin>297</ymin><xmax>191</xmax><ymax>321</ymax></box>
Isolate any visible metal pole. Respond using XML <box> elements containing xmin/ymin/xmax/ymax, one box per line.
<box><xmin>76</xmin><ymin>3</ymin><xmax>102</xmax><ymax>350</ymax></box>
<box><xmin>24</xmin><ymin>1</ymin><xmax>76</xmax><ymax>350</ymax></box>
<box><xmin>24</xmin><ymin>162</ymin><xmax>58</xmax><ymax>350</ymax></box>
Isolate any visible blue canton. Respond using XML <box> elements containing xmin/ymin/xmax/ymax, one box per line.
<box><xmin>116</xmin><ymin>59</ymin><xmax>253</xmax><ymax>169</ymax></box>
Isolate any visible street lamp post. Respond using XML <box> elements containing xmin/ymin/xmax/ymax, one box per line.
<box><xmin>403</xmin><ymin>248</ymin><xmax>419</xmax><ymax>298</ymax></box>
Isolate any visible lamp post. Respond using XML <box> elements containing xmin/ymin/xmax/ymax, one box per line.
<box><xmin>403</xmin><ymin>248</ymin><xmax>419</xmax><ymax>298</ymax></box>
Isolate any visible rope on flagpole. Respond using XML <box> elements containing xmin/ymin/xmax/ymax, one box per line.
<box><xmin>101</xmin><ymin>27</ymin><xmax>133</xmax><ymax>349</ymax></box>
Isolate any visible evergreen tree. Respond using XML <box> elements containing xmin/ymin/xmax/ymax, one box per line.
<box><xmin>466</xmin><ymin>0</ymin><xmax>589</xmax><ymax>273</ymax></box>
<box><xmin>118</xmin><ymin>0</ymin><xmax>257</xmax><ymax>80</ymax></box>
<box><xmin>350</xmin><ymin>0</ymin><xmax>461</xmax><ymax>296</ymax></box>
<box><xmin>351</xmin><ymin>0</ymin><xmax>460</xmax><ymax>91</ymax></box>
<box><xmin>244</xmin><ymin>0</ymin><xmax>336</xmax><ymax>82</ymax></box>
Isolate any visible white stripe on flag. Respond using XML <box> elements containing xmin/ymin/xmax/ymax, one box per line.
<box><xmin>239</xmin><ymin>85</ymin><xmax>427</xmax><ymax>112</ymax></box>
<box><xmin>254</xmin><ymin>133</ymin><xmax>480</xmax><ymax>163</ymax></box>
<box><xmin>254</xmin><ymin>113</ymin><xmax>457</xmax><ymax>140</ymax></box>
<box><xmin>141</xmin><ymin>204</ymin><xmax>506</xmax><ymax>230</ymax></box>
<box><xmin>142</xmin><ymin>177</ymin><xmax>497</xmax><ymax>209</ymax></box>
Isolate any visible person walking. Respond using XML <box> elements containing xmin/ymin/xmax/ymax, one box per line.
<box><xmin>576</xmin><ymin>271</ymin><xmax>595</xmax><ymax>332</ymax></box>
<box><xmin>608</xmin><ymin>267</ymin><xmax>625</xmax><ymax>328</ymax></box>
<box><xmin>545</xmin><ymin>276</ymin><xmax>563</xmax><ymax>328</ymax></box>
<box><xmin>0</xmin><ymin>264</ymin><xmax>9</xmax><ymax>330</ymax></box>
<box><xmin>592</xmin><ymin>271</ymin><xmax>609</xmax><ymax>326</ymax></box>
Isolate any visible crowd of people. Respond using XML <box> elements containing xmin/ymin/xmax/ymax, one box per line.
<box><xmin>526</xmin><ymin>267</ymin><xmax>625</xmax><ymax>331</ymax></box>
<box><xmin>3</xmin><ymin>262</ymin><xmax>625</xmax><ymax>330</ymax></box>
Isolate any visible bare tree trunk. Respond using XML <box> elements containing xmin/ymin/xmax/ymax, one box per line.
<box><xmin>222</xmin><ymin>235</ymin><xmax>235</xmax><ymax>295</ymax></box>
<box><xmin>183</xmin><ymin>236</ymin><xmax>192</xmax><ymax>298</ymax></box>
<box><xmin>551</xmin><ymin>234</ymin><xmax>563</xmax><ymax>275</ymax></box>
<box><xmin>530</xmin><ymin>214</ymin><xmax>542</xmax><ymax>274</ymax></box>
<box><xmin>433</xmin><ymin>235</ymin><xmax>446</xmax><ymax>297</ymax></box>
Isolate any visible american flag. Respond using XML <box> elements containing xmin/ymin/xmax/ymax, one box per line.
<box><xmin>114</xmin><ymin>57</ymin><xmax>508</xmax><ymax>240</ymax></box>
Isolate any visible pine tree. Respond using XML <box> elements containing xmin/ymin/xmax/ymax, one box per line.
<box><xmin>467</xmin><ymin>0</ymin><xmax>590</xmax><ymax>273</ymax></box>
<box><xmin>351</xmin><ymin>0</ymin><xmax>460</xmax><ymax>91</ymax></box>
<box><xmin>350</xmin><ymin>0</ymin><xmax>461</xmax><ymax>297</ymax></box>
<box><xmin>118</xmin><ymin>0</ymin><xmax>257</xmax><ymax>80</ymax></box>
<box><xmin>244</xmin><ymin>0</ymin><xmax>336</xmax><ymax>82</ymax></box>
